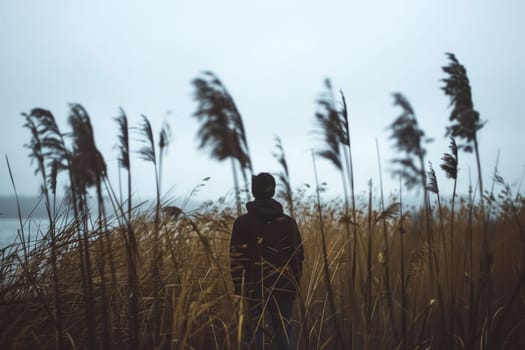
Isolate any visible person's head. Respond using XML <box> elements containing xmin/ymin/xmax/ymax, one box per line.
<box><xmin>251</xmin><ymin>172</ymin><xmax>275</xmax><ymax>199</ymax></box>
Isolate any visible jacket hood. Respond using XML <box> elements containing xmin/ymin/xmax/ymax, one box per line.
<box><xmin>246</xmin><ymin>199</ymin><xmax>283</xmax><ymax>218</ymax></box>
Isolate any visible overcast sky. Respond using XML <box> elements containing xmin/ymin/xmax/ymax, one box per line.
<box><xmin>1</xmin><ymin>0</ymin><xmax>524</xmax><ymax>207</ymax></box>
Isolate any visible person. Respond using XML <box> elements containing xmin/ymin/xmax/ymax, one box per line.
<box><xmin>230</xmin><ymin>173</ymin><xmax>304</xmax><ymax>350</ymax></box>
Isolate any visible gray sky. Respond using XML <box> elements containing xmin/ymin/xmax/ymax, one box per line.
<box><xmin>1</xmin><ymin>0</ymin><xmax>524</xmax><ymax>206</ymax></box>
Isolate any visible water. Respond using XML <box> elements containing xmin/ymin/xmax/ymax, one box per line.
<box><xmin>0</xmin><ymin>218</ymin><xmax>47</xmax><ymax>249</ymax></box>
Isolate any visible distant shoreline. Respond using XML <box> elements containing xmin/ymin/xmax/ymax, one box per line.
<box><xmin>0</xmin><ymin>195</ymin><xmax>204</xmax><ymax>219</ymax></box>
<box><xmin>0</xmin><ymin>196</ymin><xmax>47</xmax><ymax>219</ymax></box>
<box><xmin>0</xmin><ymin>193</ymin><xmax>432</xmax><ymax>220</ymax></box>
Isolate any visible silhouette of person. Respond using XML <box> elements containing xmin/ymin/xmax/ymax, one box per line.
<box><xmin>230</xmin><ymin>172</ymin><xmax>304</xmax><ymax>350</ymax></box>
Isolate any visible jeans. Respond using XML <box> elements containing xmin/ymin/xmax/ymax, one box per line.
<box><xmin>245</xmin><ymin>294</ymin><xmax>294</xmax><ymax>350</ymax></box>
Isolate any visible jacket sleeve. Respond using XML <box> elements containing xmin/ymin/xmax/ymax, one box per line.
<box><xmin>230</xmin><ymin>218</ymin><xmax>250</xmax><ymax>295</ymax></box>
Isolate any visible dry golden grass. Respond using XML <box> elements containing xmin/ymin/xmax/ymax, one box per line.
<box><xmin>1</xmin><ymin>191</ymin><xmax>524</xmax><ymax>349</ymax></box>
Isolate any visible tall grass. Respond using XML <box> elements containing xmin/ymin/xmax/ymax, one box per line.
<box><xmin>1</xmin><ymin>173</ymin><xmax>524</xmax><ymax>349</ymax></box>
<box><xmin>1</xmin><ymin>56</ymin><xmax>525</xmax><ymax>349</ymax></box>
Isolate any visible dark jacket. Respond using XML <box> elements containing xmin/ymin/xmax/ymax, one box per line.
<box><xmin>230</xmin><ymin>199</ymin><xmax>304</xmax><ymax>298</ymax></box>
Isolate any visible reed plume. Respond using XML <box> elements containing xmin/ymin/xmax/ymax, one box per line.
<box><xmin>273</xmin><ymin>135</ymin><xmax>294</xmax><ymax>218</ymax></box>
<box><xmin>313</xmin><ymin>79</ymin><xmax>351</xmax><ymax>238</ymax></box>
<box><xmin>116</xmin><ymin>108</ymin><xmax>131</xmax><ymax>170</ymax></box>
<box><xmin>425</xmin><ymin>162</ymin><xmax>439</xmax><ymax>195</ymax></box>
<box><xmin>388</xmin><ymin>93</ymin><xmax>432</xmax><ymax>194</ymax></box>
<box><xmin>441</xmin><ymin>137</ymin><xmax>458</xmax><ymax>181</ymax></box>
<box><xmin>440</xmin><ymin>137</ymin><xmax>459</xmax><ymax>347</ymax></box>
<box><xmin>158</xmin><ymin>120</ymin><xmax>171</xmax><ymax>195</ymax></box>
<box><xmin>192</xmin><ymin>71</ymin><xmax>252</xmax><ymax>214</ymax></box>
<box><xmin>442</xmin><ymin>53</ymin><xmax>485</xmax><ymax>153</ymax></box>
<box><xmin>314</xmin><ymin>79</ymin><xmax>343</xmax><ymax>171</ymax></box>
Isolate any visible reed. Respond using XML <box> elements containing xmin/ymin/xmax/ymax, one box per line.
<box><xmin>192</xmin><ymin>72</ymin><xmax>252</xmax><ymax>215</ymax></box>
<box><xmin>1</xmin><ymin>53</ymin><xmax>524</xmax><ymax>349</ymax></box>
<box><xmin>312</xmin><ymin>80</ymin><xmax>356</xmax><ymax>348</ymax></box>
<box><xmin>273</xmin><ymin>136</ymin><xmax>295</xmax><ymax>219</ymax></box>
<box><xmin>22</xmin><ymin>112</ymin><xmax>64</xmax><ymax>349</ymax></box>
<box><xmin>114</xmin><ymin>108</ymin><xmax>140</xmax><ymax>349</ymax></box>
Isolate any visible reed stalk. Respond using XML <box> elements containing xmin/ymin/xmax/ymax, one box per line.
<box><xmin>312</xmin><ymin>150</ymin><xmax>343</xmax><ymax>349</ymax></box>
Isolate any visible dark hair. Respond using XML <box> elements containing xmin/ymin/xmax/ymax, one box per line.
<box><xmin>251</xmin><ymin>172</ymin><xmax>275</xmax><ymax>199</ymax></box>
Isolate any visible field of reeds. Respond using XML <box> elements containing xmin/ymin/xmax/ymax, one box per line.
<box><xmin>1</xmin><ymin>53</ymin><xmax>524</xmax><ymax>349</ymax></box>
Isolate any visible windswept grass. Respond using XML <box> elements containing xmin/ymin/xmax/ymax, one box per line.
<box><xmin>1</xmin><ymin>53</ymin><xmax>525</xmax><ymax>349</ymax></box>
<box><xmin>1</xmin><ymin>187</ymin><xmax>524</xmax><ymax>349</ymax></box>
